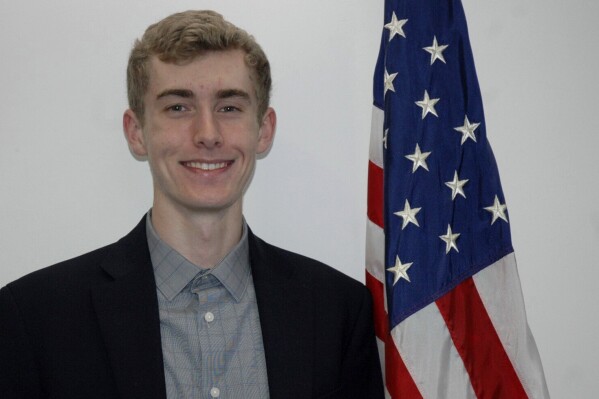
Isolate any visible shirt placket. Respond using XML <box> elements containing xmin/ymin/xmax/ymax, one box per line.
<box><xmin>192</xmin><ymin>274</ymin><xmax>225</xmax><ymax>399</ymax></box>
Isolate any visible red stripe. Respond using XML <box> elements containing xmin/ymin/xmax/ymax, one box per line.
<box><xmin>436</xmin><ymin>278</ymin><xmax>528</xmax><ymax>399</ymax></box>
<box><xmin>367</xmin><ymin>161</ymin><xmax>384</xmax><ymax>229</ymax></box>
<box><xmin>366</xmin><ymin>271</ymin><xmax>422</xmax><ymax>399</ymax></box>
<box><xmin>365</xmin><ymin>271</ymin><xmax>388</xmax><ymax>340</ymax></box>
<box><xmin>384</xmin><ymin>335</ymin><xmax>423</xmax><ymax>399</ymax></box>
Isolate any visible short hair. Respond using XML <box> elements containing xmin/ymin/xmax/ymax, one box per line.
<box><xmin>127</xmin><ymin>10</ymin><xmax>271</xmax><ymax>122</ymax></box>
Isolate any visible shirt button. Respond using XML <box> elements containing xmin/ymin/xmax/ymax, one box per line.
<box><xmin>210</xmin><ymin>387</ymin><xmax>220</xmax><ymax>397</ymax></box>
<box><xmin>204</xmin><ymin>312</ymin><xmax>215</xmax><ymax>323</ymax></box>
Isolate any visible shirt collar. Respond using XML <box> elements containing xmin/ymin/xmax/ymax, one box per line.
<box><xmin>145</xmin><ymin>212</ymin><xmax>250</xmax><ymax>302</ymax></box>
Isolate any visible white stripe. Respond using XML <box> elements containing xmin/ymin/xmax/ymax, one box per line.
<box><xmin>369</xmin><ymin>106</ymin><xmax>384</xmax><ymax>168</ymax></box>
<box><xmin>366</xmin><ymin>219</ymin><xmax>386</xmax><ymax>284</ymax></box>
<box><xmin>375</xmin><ymin>336</ymin><xmax>390</xmax><ymax>399</ymax></box>
<box><xmin>473</xmin><ymin>253</ymin><xmax>550</xmax><ymax>399</ymax></box>
<box><xmin>391</xmin><ymin>302</ymin><xmax>476</xmax><ymax>399</ymax></box>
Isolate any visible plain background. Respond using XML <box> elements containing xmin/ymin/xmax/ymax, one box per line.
<box><xmin>1</xmin><ymin>1</ymin><xmax>597</xmax><ymax>397</ymax></box>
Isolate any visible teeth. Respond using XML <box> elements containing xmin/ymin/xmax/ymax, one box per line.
<box><xmin>185</xmin><ymin>161</ymin><xmax>228</xmax><ymax>171</ymax></box>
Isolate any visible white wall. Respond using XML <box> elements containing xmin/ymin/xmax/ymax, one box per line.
<box><xmin>1</xmin><ymin>1</ymin><xmax>597</xmax><ymax>397</ymax></box>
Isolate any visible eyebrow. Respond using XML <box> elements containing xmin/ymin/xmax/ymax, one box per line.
<box><xmin>156</xmin><ymin>89</ymin><xmax>194</xmax><ymax>100</ymax></box>
<box><xmin>155</xmin><ymin>88</ymin><xmax>251</xmax><ymax>103</ymax></box>
<box><xmin>216</xmin><ymin>89</ymin><xmax>251</xmax><ymax>102</ymax></box>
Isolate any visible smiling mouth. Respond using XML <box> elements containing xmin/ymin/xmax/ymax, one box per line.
<box><xmin>182</xmin><ymin>161</ymin><xmax>231</xmax><ymax>171</ymax></box>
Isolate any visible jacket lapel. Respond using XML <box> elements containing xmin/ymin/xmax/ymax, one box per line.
<box><xmin>91</xmin><ymin>218</ymin><xmax>166</xmax><ymax>399</ymax></box>
<box><xmin>248</xmin><ymin>230</ymin><xmax>314</xmax><ymax>399</ymax></box>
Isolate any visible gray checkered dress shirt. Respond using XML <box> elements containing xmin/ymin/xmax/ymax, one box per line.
<box><xmin>146</xmin><ymin>214</ymin><xmax>270</xmax><ymax>399</ymax></box>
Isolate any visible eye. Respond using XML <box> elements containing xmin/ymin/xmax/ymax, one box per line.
<box><xmin>167</xmin><ymin>104</ymin><xmax>186</xmax><ymax>112</ymax></box>
<box><xmin>219</xmin><ymin>105</ymin><xmax>241</xmax><ymax>113</ymax></box>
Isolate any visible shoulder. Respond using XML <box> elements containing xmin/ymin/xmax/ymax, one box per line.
<box><xmin>0</xmin><ymin>242</ymin><xmax>119</xmax><ymax>351</ymax></box>
<box><xmin>248</xmin><ymin>231</ymin><xmax>369</xmax><ymax>300</ymax></box>
<box><xmin>2</xmin><ymin>243</ymin><xmax>115</xmax><ymax>306</ymax></box>
<box><xmin>3</xmin><ymin>216</ymin><xmax>148</xmax><ymax>304</ymax></box>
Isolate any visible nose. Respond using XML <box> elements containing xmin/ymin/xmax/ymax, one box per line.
<box><xmin>193</xmin><ymin>112</ymin><xmax>223</xmax><ymax>148</ymax></box>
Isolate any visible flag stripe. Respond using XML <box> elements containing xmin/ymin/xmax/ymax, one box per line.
<box><xmin>393</xmin><ymin>303</ymin><xmax>476</xmax><ymax>398</ymax></box>
<box><xmin>366</xmin><ymin>219</ymin><xmax>386</xmax><ymax>283</ymax></box>
<box><xmin>369</xmin><ymin>106</ymin><xmax>385</xmax><ymax>168</ymax></box>
<box><xmin>436</xmin><ymin>277</ymin><xmax>529</xmax><ymax>398</ymax></box>
<box><xmin>367</xmin><ymin>161</ymin><xmax>384</xmax><ymax>229</ymax></box>
<box><xmin>473</xmin><ymin>254</ymin><xmax>550</xmax><ymax>399</ymax></box>
<box><xmin>385</xmin><ymin>332</ymin><xmax>423</xmax><ymax>399</ymax></box>
<box><xmin>366</xmin><ymin>270</ymin><xmax>389</xmax><ymax>341</ymax></box>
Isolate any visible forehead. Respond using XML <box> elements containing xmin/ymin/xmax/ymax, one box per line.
<box><xmin>146</xmin><ymin>50</ymin><xmax>255</xmax><ymax>98</ymax></box>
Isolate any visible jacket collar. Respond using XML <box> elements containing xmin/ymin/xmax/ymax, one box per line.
<box><xmin>248</xmin><ymin>229</ymin><xmax>314</xmax><ymax>398</ymax></box>
<box><xmin>91</xmin><ymin>216</ymin><xmax>167</xmax><ymax>399</ymax></box>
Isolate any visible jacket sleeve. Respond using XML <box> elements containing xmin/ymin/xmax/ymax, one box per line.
<box><xmin>339</xmin><ymin>286</ymin><xmax>385</xmax><ymax>398</ymax></box>
<box><xmin>0</xmin><ymin>285</ymin><xmax>42</xmax><ymax>399</ymax></box>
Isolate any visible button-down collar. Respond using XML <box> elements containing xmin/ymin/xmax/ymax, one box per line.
<box><xmin>146</xmin><ymin>212</ymin><xmax>250</xmax><ymax>302</ymax></box>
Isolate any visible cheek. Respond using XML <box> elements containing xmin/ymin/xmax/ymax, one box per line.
<box><xmin>145</xmin><ymin>128</ymin><xmax>185</xmax><ymax>159</ymax></box>
<box><xmin>144</xmin><ymin>142</ymin><xmax>182</xmax><ymax>177</ymax></box>
<box><xmin>238</xmin><ymin>138</ymin><xmax>261</xmax><ymax>158</ymax></box>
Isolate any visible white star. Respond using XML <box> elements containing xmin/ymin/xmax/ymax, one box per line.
<box><xmin>383</xmin><ymin>129</ymin><xmax>389</xmax><ymax>149</ymax></box>
<box><xmin>445</xmin><ymin>171</ymin><xmax>469</xmax><ymax>200</ymax></box>
<box><xmin>387</xmin><ymin>255</ymin><xmax>413</xmax><ymax>285</ymax></box>
<box><xmin>384</xmin><ymin>69</ymin><xmax>398</xmax><ymax>96</ymax></box>
<box><xmin>385</xmin><ymin>12</ymin><xmax>408</xmax><ymax>41</ymax></box>
<box><xmin>423</xmin><ymin>36</ymin><xmax>449</xmax><ymax>65</ymax></box>
<box><xmin>484</xmin><ymin>195</ymin><xmax>509</xmax><ymax>224</ymax></box>
<box><xmin>405</xmin><ymin>143</ymin><xmax>431</xmax><ymax>172</ymax></box>
<box><xmin>394</xmin><ymin>199</ymin><xmax>421</xmax><ymax>230</ymax></box>
<box><xmin>415</xmin><ymin>90</ymin><xmax>440</xmax><ymax>119</ymax></box>
<box><xmin>439</xmin><ymin>225</ymin><xmax>460</xmax><ymax>254</ymax></box>
<box><xmin>454</xmin><ymin>116</ymin><xmax>480</xmax><ymax>145</ymax></box>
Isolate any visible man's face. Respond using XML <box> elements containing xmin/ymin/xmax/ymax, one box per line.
<box><xmin>124</xmin><ymin>50</ymin><xmax>276</xmax><ymax>215</ymax></box>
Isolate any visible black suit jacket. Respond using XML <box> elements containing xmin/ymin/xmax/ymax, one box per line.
<box><xmin>0</xmin><ymin>218</ymin><xmax>383</xmax><ymax>398</ymax></box>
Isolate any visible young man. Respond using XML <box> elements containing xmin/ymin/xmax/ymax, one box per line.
<box><xmin>0</xmin><ymin>10</ymin><xmax>383</xmax><ymax>399</ymax></box>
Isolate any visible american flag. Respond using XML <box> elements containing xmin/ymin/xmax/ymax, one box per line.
<box><xmin>365</xmin><ymin>0</ymin><xmax>550</xmax><ymax>397</ymax></box>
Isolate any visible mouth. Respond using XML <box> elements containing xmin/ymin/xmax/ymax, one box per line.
<box><xmin>181</xmin><ymin>161</ymin><xmax>232</xmax><ymax>171</ymax></box>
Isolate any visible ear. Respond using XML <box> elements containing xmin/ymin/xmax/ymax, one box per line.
<box><xmin>256</xmin><ymin>107</ymin><xmax>276</xmax><ymax>155</ymax></box>
<box><xmin>123</xmin><ymin>109</ymin><xmax>148</xmax><ymax>158</ymax></box>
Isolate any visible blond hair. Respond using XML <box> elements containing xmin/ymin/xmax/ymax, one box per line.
<box><xmin>127</xmin><ymin>10</ymin><xmax>271</xmax><ymax>121</ymax></box>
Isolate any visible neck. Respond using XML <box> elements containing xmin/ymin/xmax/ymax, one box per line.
<box><xmin>150</xmin><ymin>201</ymin><xmax>244</xmax><ymax>268</ymax></box>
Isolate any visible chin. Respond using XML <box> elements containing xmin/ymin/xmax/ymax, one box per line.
<box><xmin>182</xmin><ymin>196</ymin><xmax>239</xmax><ymax>213</ymax></box>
